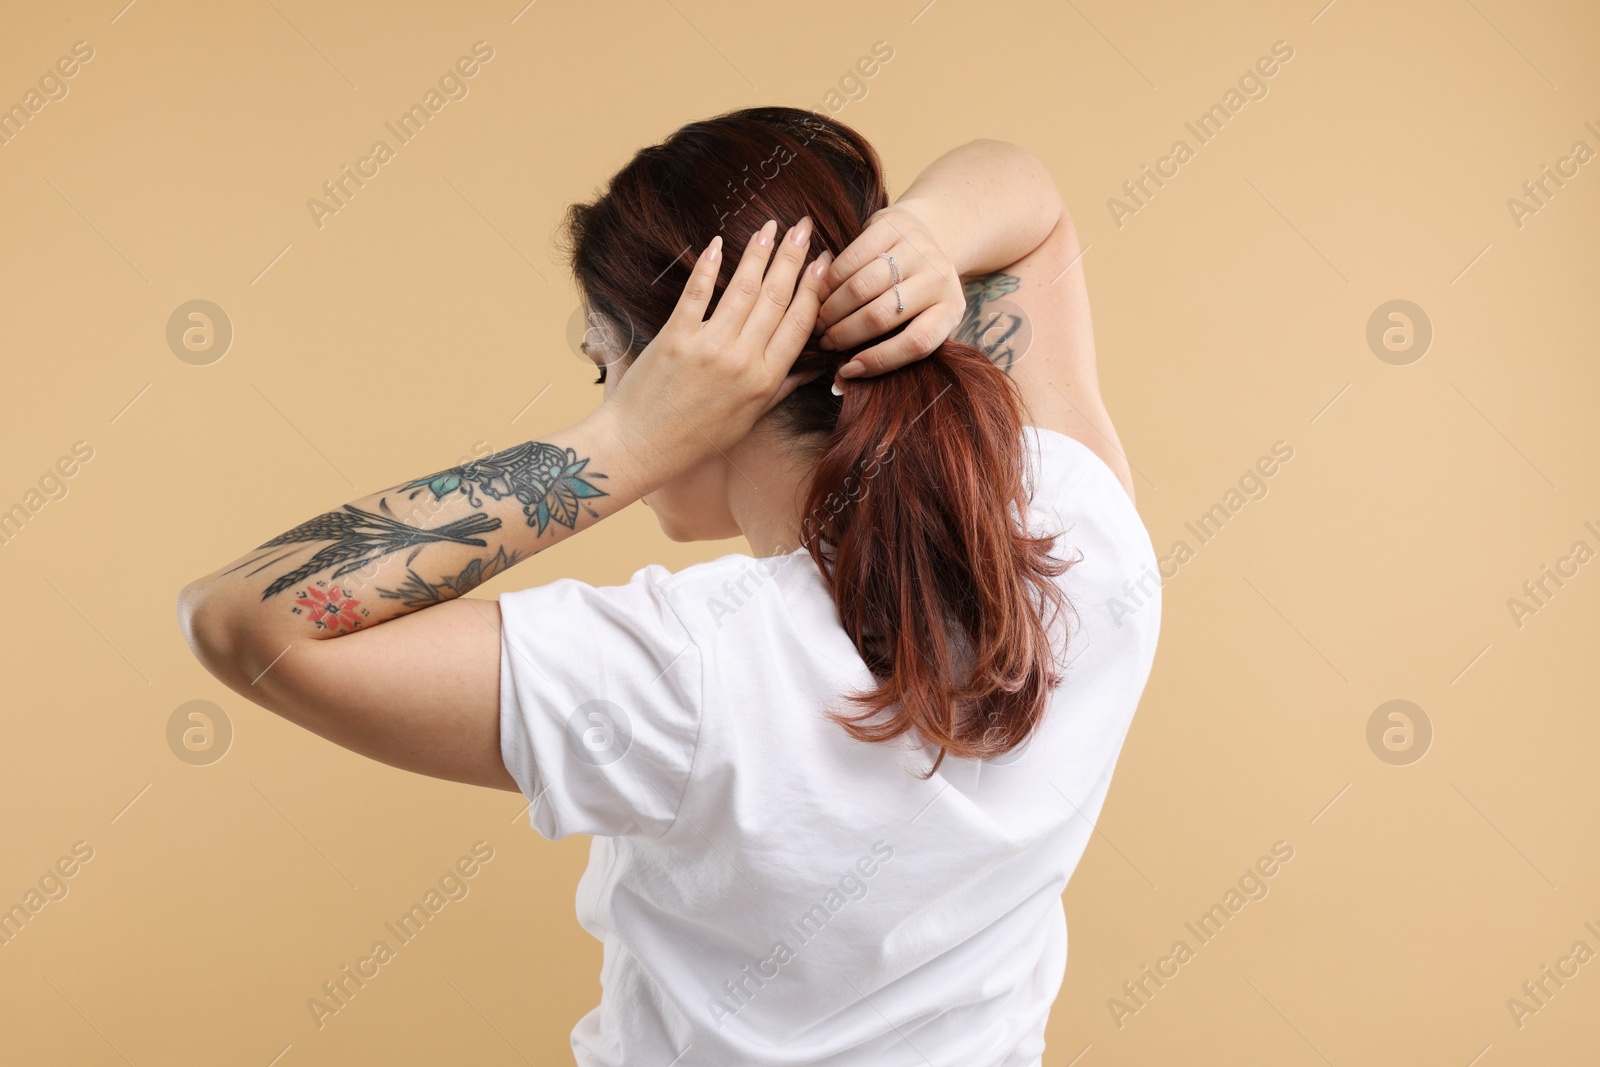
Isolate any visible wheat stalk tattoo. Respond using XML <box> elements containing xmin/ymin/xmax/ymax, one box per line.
<box><xmin>256</xmin><ymin>504</ymin><xmax>502</xmax><ymax>600</ymax></box>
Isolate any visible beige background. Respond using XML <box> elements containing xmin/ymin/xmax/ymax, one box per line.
<box><xmin>1</xmin><ymin>0</ymin><xmax>1596</xmax><ymax>1063</ymax></box>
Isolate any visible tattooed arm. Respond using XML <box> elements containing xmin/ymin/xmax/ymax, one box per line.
<box><xmin>825</xmin><ymin>138</ymin><xmax>1135</xmax><ymax>499</ymax></box>
<box><xmin>190</xmin><ymin>432</ymin><xmax>619</xmax><ymax>645</ymax></box>
<box><xmin>953</xmin><ymin>210</ymin><xmax>1136</xmax><ymax>502</ymax></box>
<box><xmin>177</xmin><ymin>218</ymin><xmax>827</xmax><ymax>790</ymax></box>
<box><xmin>175</xmin><ymin>415</ymin><xmax>644</xmax><ymax>791</ymax></box>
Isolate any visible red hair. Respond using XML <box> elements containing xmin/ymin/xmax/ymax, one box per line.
<box><xmin>561</xmin><ymin>107</ymin><xmax>1071</xmax><ymax>775</ymax></box>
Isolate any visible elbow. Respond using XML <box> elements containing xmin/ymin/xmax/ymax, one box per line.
<box><xmin>979</xmin><ymin>138</ymin><xmax>1064</xmax><ymax>231</ymax></box>
<box><xmin>1027</xmin><ymin>154</ymin><xmax>1066</xmax><ymax>228</ymax></box>
<box><xmin>972</xmin><ymin>137</ymin><xmax>1058</xmax><ymax>182</ymax></box>
<box><xmin>176</xmin><ymin>579</ymin><xmax>223</xmax><ymax>672</ymax></box>
<box><xmin>176</xmin><ymin>580</ymin><xmax>255</xmax><ymax>690</ymax></box>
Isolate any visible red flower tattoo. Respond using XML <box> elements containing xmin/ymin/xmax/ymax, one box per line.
<box><xmin>294</xmin><ymin>584</ymin><xmax>364</xmax><ymax>632</ymax></box>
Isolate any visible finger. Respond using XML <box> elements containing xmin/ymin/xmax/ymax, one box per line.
<box><xmin>819</xmin><ymin>271</ymin><xmax>937</xmax><ymax>353</ymax></box>
<box><xmin>816</xmin><ymin>253</ymin><xmax>896</xmax><ymax>335</ymax></box>
<box><xmin>740</xmin><ymin>216</ymin><xmax>813</xmax><ymax>345</ymax></box>
<box><xmin>764</xmin><ymin>251</ymin><xmax>830</xmax><ymax>373</ymax></box>
<box><xmin>709</xmin><ymin>219</ymin><xmax>779</xmax><ymax>332</ymax></box>
<box><xmin>666</xmin><ymin>234</ymin><xmax>724</xmax><ymax>329</ymax></box>
<box><xmin>838</xmin><ymin>305</ymin><xmax>956</xmax><ymax>378</ymax></box>
<box><xmin>821</xmin><ymin>217</ymin><xmax>897</xmax><ymax>294</ymax></box>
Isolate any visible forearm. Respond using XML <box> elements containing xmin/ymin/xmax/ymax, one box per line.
<box><xmin>892</xmin><ymin>139</ymin><xmax>1063</xmax><ymax>277</ymax></box>
<box><xmin>177</xmin><ymin>403</ymin><xmax>645</xmax><ymax>688</ymax></box>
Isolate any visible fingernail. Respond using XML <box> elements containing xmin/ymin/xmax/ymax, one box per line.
<box><xmin>831</xmin><ymin>380</ymin><xmax>844</xmax><ymax>396</ymax></box>
<box><xmin>758</xmin><ymin>219</ymin><xmax>777</xmax><ymax>247</ymax></box>
<box><xmin>838</xmin><ymin>361</ymin><xmax>865</xmax><ymax>378</ymax></box>
<box><xmin>817</xmin><ymin>333</ymin><xmax>833</xmax><ymax>349</ymax></box>
<box><xmin>790</xmin><ymin>216</ymin><xmax>812</xmax><ymax>246</ymax></box>
<box><xmin>707</xmin><ymin>235</ymin><xmax>722</xmax><ymax>263</ymax></box>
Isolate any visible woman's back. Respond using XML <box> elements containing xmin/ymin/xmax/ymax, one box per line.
<box><xmin>172</xmin><ymin>105</ymin><xmax>1163</xmax><ymax>1067</ymax></box>
<box><xmin>499</xmin><ymin>424</ymin><xmax>1161</xmax><ymax>1066</ymax></box>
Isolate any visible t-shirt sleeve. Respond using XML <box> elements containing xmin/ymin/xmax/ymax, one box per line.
<box><xmin>1021</xmin><ymin>425</ymin><xmax>1163</xmax><ymax>656</ymax></box>
<box><xmin>497</xmin><ymin>564</ymin><xmax>704</xmax><ymax>840</ymax></box>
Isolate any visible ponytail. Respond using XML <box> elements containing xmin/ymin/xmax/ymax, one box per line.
<box><xmin>799</xmin><ymin>339</ymin><xmax>1072</xmax><ymax>776</ymax></box>
<box><xmin>562</xmin><ymin>104</ymin><xmax>1074</xmax><ymax>774</ymax></box>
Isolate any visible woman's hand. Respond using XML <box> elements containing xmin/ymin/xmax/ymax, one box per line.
<box><xmin>814</xmin><ymin>200</ymin><xmax>966</xmax><ymax>381</ymax></box>
<box><xmin>605</xmin><ymin>217</ymin><xmax>830</xmax><ymax>487</ymax></box>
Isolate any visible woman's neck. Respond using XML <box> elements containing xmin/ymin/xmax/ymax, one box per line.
<box><xmin>726</xmin><ymin>429</ymin><xmax>818</xmax><ymax>558</ymax></box>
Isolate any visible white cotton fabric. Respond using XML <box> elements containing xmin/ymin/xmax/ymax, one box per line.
<box><xmin>498</xmin><ymin>426</ymin><xmax>1161</xmax><ymax>1067</ymax></box>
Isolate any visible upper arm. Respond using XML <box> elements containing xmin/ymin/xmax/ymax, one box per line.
<box><xmin>224</xmin><ymin>597</ymin><xmax>521</xmax><ymax>792</ymax></box>
<box><xmin>955</xmin><ymin>209</ymin><xmax>1136</xmax><ymax>501</ymax></box>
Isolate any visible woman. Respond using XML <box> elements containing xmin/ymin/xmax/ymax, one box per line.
<box><xmin>178</xmin><ymin>107</ymin><xmax>1159</xmax><ymax>1066</ymax></box>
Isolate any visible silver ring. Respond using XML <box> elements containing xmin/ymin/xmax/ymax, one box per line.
<box><xmin>879</xmin><ymin>252</ymin><xmax>904</xmax><ymax>312</ymax></box>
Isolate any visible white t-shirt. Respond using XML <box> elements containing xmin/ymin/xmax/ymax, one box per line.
<box><xmin>498</xmin><ymin>426</ymin><xmax>1161</xmax><ymax>1067</ymax></box>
